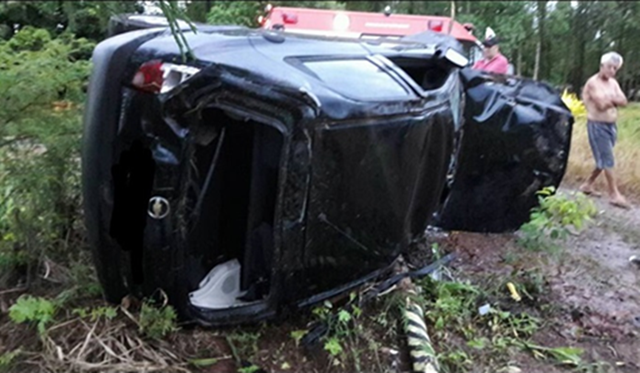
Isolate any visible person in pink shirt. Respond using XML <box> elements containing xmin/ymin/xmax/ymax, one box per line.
<box><xmin>472</xmin><ymin>36</ymin><xmax>509</xmax><ymax>75</ymax></box>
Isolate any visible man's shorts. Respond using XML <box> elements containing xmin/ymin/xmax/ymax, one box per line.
<box><xmin>587</xmin><ymin>120</ymin><xmax>617</xmax><ymax>169</ymax></box>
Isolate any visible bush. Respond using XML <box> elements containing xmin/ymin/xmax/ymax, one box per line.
<box><xmin>0</xmin><ymin>28</ymin><xmax>92</xmax><ymax>287</ymax></box>
<box><xmin>7</xmin><ymin>26</ymin><xmax>52</xmax><ymax>51</ymax></box>
<box><xmin>518</xmin><ymin>186</ymin><xmax>597</xmax><ymax>253</ymax></box>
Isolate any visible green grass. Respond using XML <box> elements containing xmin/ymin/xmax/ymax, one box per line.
<box><xmin>564</xmin><ymin>103</ymin><xmax>640</xmax><ymax>200</ymax></box>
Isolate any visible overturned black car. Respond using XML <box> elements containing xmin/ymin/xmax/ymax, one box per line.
<box><xmin>82</xmin><ymin>22</ymin><xmax>572</xmax><ymax>326</ymax></box>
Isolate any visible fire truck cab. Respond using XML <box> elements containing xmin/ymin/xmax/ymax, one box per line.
<box><xmin>259</xmin><ymin>5</ymin><xmax>483</xmax><ymax>65</ymax></box>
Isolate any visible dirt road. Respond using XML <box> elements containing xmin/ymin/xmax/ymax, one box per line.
<box><xmin>449</xmin><ymin>190</ymin><xmax>640</xmax><ymax>372</ymax></box>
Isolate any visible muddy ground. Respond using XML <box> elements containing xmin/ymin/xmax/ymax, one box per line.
<box><xmin>441</xmin><ymin>187</ymin><xmax>640</xmax><ymax>373</ymax></box>
<box><xmin>1</xmin><ymin>189</ymin><xmax>639</xmax><ymax>373</ymax></box>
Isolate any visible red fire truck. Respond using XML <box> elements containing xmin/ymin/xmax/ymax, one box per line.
<box><xmin>258</xmin><ymin>5</ymin><xmax>483</xmax><ymax>65</ymax></box>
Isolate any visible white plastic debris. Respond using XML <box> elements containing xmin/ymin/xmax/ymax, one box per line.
<box><xmin>189</xmin><ymin>259</ymin><xmax>246</xmax><ymax>309</ymax></box>
<box><xmin>478</xmin><ymin>304</ymin><xmax>491</xmax><ymax>316</ymax></box>
<box><xmin>430</xmin><ymin>268</ymin><xmax>442</xmax><ymax>281</ymax></box>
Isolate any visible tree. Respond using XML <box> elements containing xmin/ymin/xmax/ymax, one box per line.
<box><xmin>206</xmin><ymin>1</ymin><xmax>261</xmax><ymax>27</ymax></box>
<box><xmin>205</xmin><ymin>1</ymin><xmax>344</xmax><ymax>27</ymax></box>
<box><xmin>533</xmin><ymin>0</ymin><xmax>546</xmax><ymax>80</ymax></box>
<box><xmin>0</xmin><ymin>1</ymin><xmax>141</xmax><ymax>41</ymax></box>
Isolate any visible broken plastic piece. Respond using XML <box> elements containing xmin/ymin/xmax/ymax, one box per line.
<box><xmin>478</xmin><ymin>304</ymin><xmax>491</xmax><ymax>315</ymax></box>
<box><xmin>500</xmin><ymin>367</ymin><xmax>522</xmax><ymax>373</ymax></box>
<box><xmin>429</xmin><ymin>268</ymin><xmax>441</xmax><ymax>281</ymax></box>
<box><xmin>629</xmin><ymin>255</ymin><xmax>640</xmax><ymax>268</ymax></box>
<box><xmin>507</xmin><ymin>282</ymin><xmax>521</xmax><ymax>302</ymax></box>
<box><xmin>189</xmin><ymin>259</ymin><xmax>246</xmax><ymax>309</ymax></box>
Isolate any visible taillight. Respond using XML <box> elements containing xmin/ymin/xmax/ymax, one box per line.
<box><xmin>132</xmin><ymin>60</ymin><xmax>164</xmax><ymax>93</ymax></box>
<box><xmin>131</xmin><ymin>61</ymin><xmax>201</xmax><ymax>94</ymax></box>
<box><xmin>282</xmin><ymin>12</ymin><xmax>298</xmax><ymax>24</ymax></box>
<box><xmin>428</xmin><ymin>20</ymin><xmax>444</xmax><ymax>32</ymax></box>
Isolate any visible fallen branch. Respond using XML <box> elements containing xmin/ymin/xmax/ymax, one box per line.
<box><xmin>0</xmin><ymin>286</ymin><xmax>28</xmax><ymax>295</ymax></box>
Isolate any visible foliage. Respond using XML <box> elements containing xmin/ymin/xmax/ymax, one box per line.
<box><xmin>207</xmin><ymin>1</ymin><xmax>262</xmax><ymax>27</ymax></box>
<box><xmin>422</xmin><ymin>280</ymin><xmax>480</xmax><ymax>332</ymax></box>
<box><xmin>238</xmin><ymin>365</ymin><xmax>261</xmax><ymax>373</ymax></box>
<box><xmin>0</xmin><ymin>349</ymin><xmax>21</xmax><ymax>372</ymax></box>
<box><xmin>72</xmin><ymin>305</ymin><xmax>118</xmax><ymax>321</ymax></box>
<box><xmin>0</xmin><ymin>26</ymin><xmax>92</xmax><ymax>288</ymax></box>
<box><xmin>54</xmin><ymin>258</ymin><xmax>103</xmax><ymax>305</ymax></box>
<box><xmin>158</xmin><ymin>1</ymin><xmax>197</xmax><ymax>62</ymax></box>
<box><xmin>519</xmin><ymin>187</ymin><xmax>597</xmax><ymax>253</ymax></box>
<box><xmin>289</xmin><ymin>329</ymin><xmax>306</xmax><ymax>347</ymax></box>
<box><xmin>188</xmin><ymin>357</ymin><xmax>221</xmax><ymax>368</ymax></box>
<box><xmin>415</xmin><ymin>273</ymin><xmax>584</xmax><ymax>372</ymax></box>
<box><xmin>518</xmin><ymin>342</ymin><xmax>583</xmax><ymax>367</ymax></box>
<box><xmin>310</xmin><ymin>293</ymin><xmax>364</xmax><ymax>368</ymax></box>
<box><xmin>8</xmin><ymin>295</ymin><xmax>56</xmax><ymax>335</ymax></box>
<box><xmin>6</xmin><ymin>25</ymin><xmax>51</xmax><ymax>51</ymax></box>
<box><xmin>227</xmin><ymin>330</ymin><xmax>262</xmax><ymax>359</ymax></box>
<box><xmin>0</xmin><ymin>1</ymin><xmax>141</xmax><ymax>41</ymax></box>
<box><xmin>205</xmin><ymin>1</ymin><xmax>344</xmax><ymax>27</ymax></box>
<box><xmin>138</xmin><ymin>301</ymin><xmax>179</xmax><ymax>340</ymax></box>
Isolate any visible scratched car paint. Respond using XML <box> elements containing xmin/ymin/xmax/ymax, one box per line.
<box><xmin>82</xmin><ymin>18</ymin><xmax>572</xmax><ymax>325</ymax></box>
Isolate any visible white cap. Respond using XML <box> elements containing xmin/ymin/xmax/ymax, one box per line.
<box><xmin>485</xmin><ymin>27</ymin><xmax>496</xmax><ymax>40</ymax></box>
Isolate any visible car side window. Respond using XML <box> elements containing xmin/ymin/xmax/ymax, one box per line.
<box><xmin>303</xmin><ymin>59</ymin><xmax>412</xmax><ymax>100</ymax></box>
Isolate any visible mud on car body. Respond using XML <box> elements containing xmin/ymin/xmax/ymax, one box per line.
<box><xmin>82</xmin><ymin>22</ymin><xmax>572</xmax><ymax>325</ymax></box>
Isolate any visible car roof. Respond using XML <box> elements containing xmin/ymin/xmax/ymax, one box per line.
<box><xmin>132</xmin><ymin>27</ymin><xmax>459</xmax><ymax>120</ymax></box>
<box><xmin>137</xmin><ymin>27</ymin><xmax>441</xmax><ymax>61</ymax></box>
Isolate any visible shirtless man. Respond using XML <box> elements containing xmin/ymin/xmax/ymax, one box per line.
<box><xmin>579</xmin><ymin>52</ymin><xmax>630</xmax><ymax>209</ymax></box>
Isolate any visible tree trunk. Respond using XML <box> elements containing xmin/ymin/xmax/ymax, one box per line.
<box><xmin>448</xmin><ymin>1</ymin><xmax>455</xmax><ymax>34</ymax></box>
<box><xmin>533</xmin><ymin>40</ymin><xmax>541</xmax><ymax>80</ymax></box>
<box><xmin>517</xmin><ymin>48</ymin><xmax>523</xmax><ymax>77</ymax></box>
<box><xmin>617</xmin><ymin>2</ymin><xmax>626</xmax><ymax>90</ymax></box>
<box><xmin>535</xmin><ymin>0</ymin><xmax>547</xmax><ymax>81</ymax></box>
<box><xmin>570</xmin><ymin>3</ymin><xmax>586</xmax><ymax>95</ymax></box>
